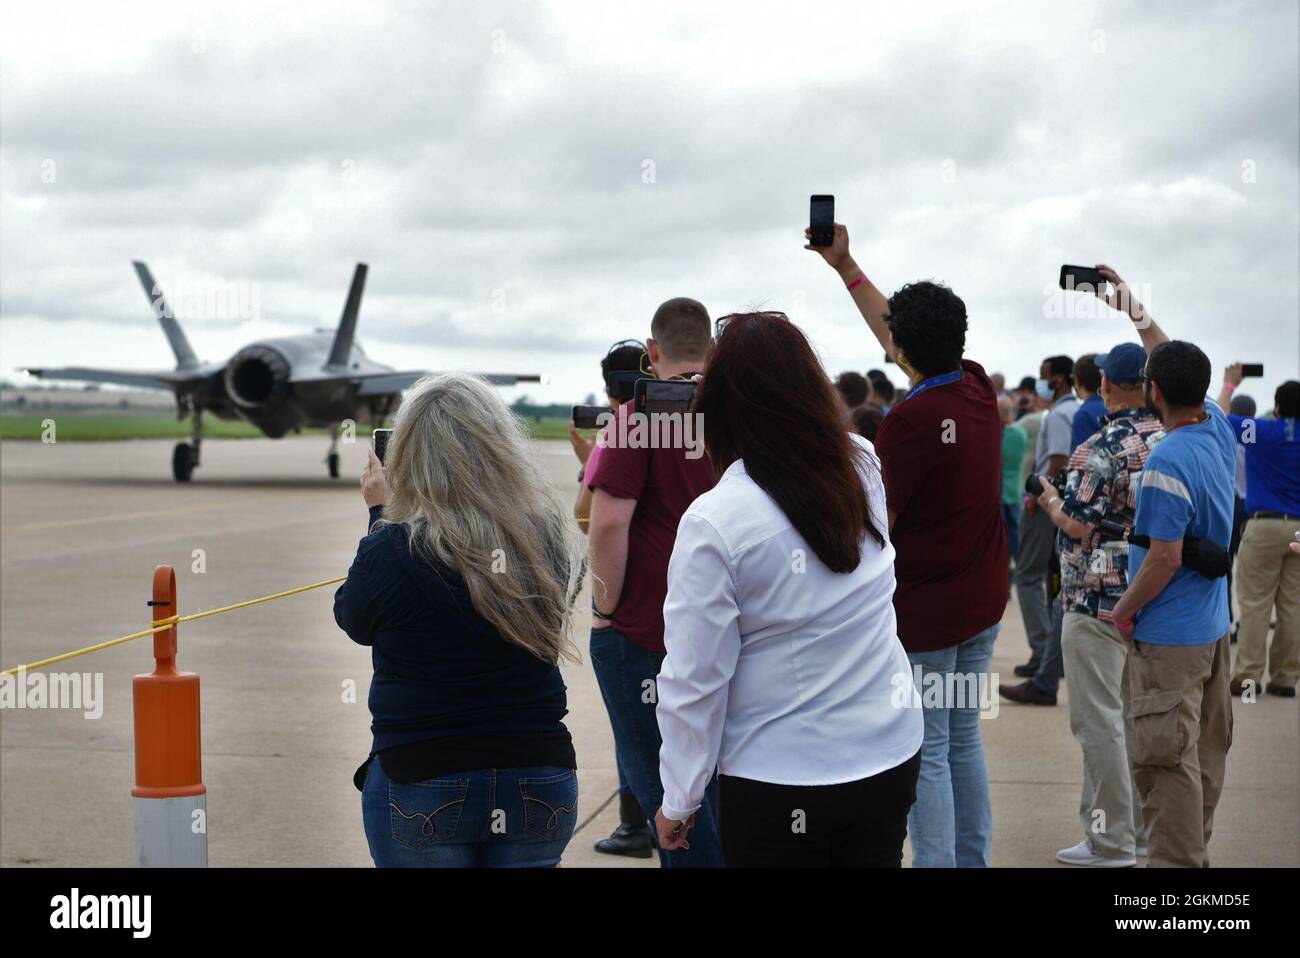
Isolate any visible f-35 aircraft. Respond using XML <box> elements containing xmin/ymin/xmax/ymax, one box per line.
<box><xmin>24</xmin><ymin>262</ymin><xmax>542</xmax><ymax>481</ymax></box>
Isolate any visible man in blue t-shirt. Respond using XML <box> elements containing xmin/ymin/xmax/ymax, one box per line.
<box><xmin>1216</xmin><ymin>369</ymin><xmax>1300</xmax><ymax>698</ymax></box>
<box><xmin>1110</xmin><ymin>340</ymin><xmax>1234</xmax><ymax>869</ymax></box>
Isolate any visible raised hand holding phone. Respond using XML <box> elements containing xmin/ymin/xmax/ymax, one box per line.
<box><xmin>808</xmin><ymin>194</ymin><xmax>835</xmax><ymax>247</ymax></box>
<box><xmin>804</xmin><ymin>221</ymin><xmax>852</xmax><ymax>271</ymax></box>
<box><xmin>1081</xmin><ymin>263</ymin><xmax>1168</xmax><ymax>350</ymax></box>
<box><xmin>805</xmin><ymin>219</ymin><xmax>898</xmax><ymax>365</ymax></box>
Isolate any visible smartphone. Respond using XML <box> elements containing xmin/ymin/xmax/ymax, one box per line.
<box><xmin>1059</xmin><ymin>264</ymin><xmax>1106</xmax><ymax>293</ymax></box>
<box><xmin>634</xmin><ymin>378</ymin><xmax>697</xmax><ymax>417</ymax></box>
<box><xmin>809</xmin><ymin>194</ymin><xmax>835</xmax><ymax>247</ymax></box>
<box><xmin>372</xmin><ymin>428</ymin><xmax>394</xmax><ymax>465</ymax></box>
<box><xmin>1024</xmin><ymin>474</ymin><xmax>1044</xmax><ymax>498</ymax></box>
<box><xmin>571</xmin><ymin>404</ymin><xmax>610</xmax><ymax>430</ymax></box>
<box><xmin>1241</xmin><ymin>363</ymin><xmax>1264</xmax><ymax>378</ymax></box>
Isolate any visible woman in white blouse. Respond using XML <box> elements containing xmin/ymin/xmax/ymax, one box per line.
<box><xmin>654</xmin><ymin>311</ymin><xmax>923</xmax><ymax>867</ymax></box>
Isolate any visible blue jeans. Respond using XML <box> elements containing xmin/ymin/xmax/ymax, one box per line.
<box><xmin>906</xmin><ymin>624</ymin><xmax>999</xmax><ymax>867</ymax></box>
<box><xmin>361</xmin><ymin>760</ymin><xmax>577</xmax><ymax>867</ymax></box>
<box><xmin>589</xmin><ymin>625</ymin><xmax>724</xmax><ymax>867</ymax></box>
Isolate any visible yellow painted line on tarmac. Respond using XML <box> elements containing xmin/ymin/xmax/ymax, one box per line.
<box><xmin>0</xmin><ymin>497</ymin><xmax>286</xmax><ymax>535</ymax></box>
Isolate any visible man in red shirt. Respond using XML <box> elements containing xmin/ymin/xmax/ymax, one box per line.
<box><xmin>587</xmin><ymin>297</ymin><xmax>722</xmax><ymax>867</ymax></box>
<box><xmin>809</xmin><ymin>222</ymin><xmax>1008</xmax><ymax>867</ymax></box>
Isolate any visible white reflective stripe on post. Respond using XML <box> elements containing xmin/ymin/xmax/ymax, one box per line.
<box><xmin>133</xmin><ymin>795</ymin><xmax>207</xmax><ymax>868</ymax></box>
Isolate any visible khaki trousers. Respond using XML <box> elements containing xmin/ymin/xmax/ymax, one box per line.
<box><xmin>1061</xmin><ymin>612</ymin><xmax>1146</xmax><ymax>858</ymax></box>
<box><xmin>1232</xmin><ymin>516</ymin><xmax>1300</xmax><ymax>689</ymax></box>
<box><xmin>1129</xmin><ymin>633</ymin><xmax>1233</xmax><ymax>868</ymax></box>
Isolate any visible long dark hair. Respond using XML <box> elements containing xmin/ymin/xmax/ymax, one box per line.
<box><xmin>693</xmin><ymin>312</ymin><xmax>885</xmax><ymax>572</ymax></box>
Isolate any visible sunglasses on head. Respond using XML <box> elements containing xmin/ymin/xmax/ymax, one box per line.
<box><xmin>714</xmin><ymin>311</ymin><xmax>787</xmax><ymax>339</ymax></box>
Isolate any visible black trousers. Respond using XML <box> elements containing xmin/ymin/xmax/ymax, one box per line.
<box><xmin>718</xmin><ymin>750</ymin><xmax>921</xmax><ymax>867</ymax></box>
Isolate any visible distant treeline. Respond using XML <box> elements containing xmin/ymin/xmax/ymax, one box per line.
<box><xmin>511</xmin><ymin>395</ymin><xmax>597</xmax><ymax>420</ymax></box>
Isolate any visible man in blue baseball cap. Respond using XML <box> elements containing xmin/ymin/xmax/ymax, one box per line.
<box><xmin>1010</xmin><ymin>339</ymin><xmax>1164</xmax><ymax>864</ymax></box>
<box><xmin>1096</xmin><ymin>342</ymin><xmax>1149</xmax><ymax>387</ymax></box>
<box><xmin>1003</xmin><ymin>264</ymin><xmax>1173</xmax><ymax>865</ymax></box>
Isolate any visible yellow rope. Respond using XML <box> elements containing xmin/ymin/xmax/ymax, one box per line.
<box><xmin>0</xmin><ymin>576</ymin><xmax>346</xmax><ymax>678</ymax></box>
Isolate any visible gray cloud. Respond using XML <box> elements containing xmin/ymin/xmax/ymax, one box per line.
<box><xmin>1</xmin><ymin>0</ymin><xmax>1296</xmax><ymax>403</ymax></box>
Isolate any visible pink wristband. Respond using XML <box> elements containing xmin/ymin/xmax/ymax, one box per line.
<box><xmin>846</xmin><ymin>275</ymin><xmax>866</xmax><ymax>292</ymax></box>
<box><xmin>1222</xmin><ymin>381</ymin><xmax>1237</xmax><ymax>393</ymax></box>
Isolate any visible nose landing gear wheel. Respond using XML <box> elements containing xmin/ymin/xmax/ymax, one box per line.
<box><xmin>172</xmin><ymin>442</ymin><xmax>196</xmax><ymax>482</ymax></box>
<box><xmin>327</xmin><ymin>451</ymin><xmax>340</xmax><ymax>479</ymax></box>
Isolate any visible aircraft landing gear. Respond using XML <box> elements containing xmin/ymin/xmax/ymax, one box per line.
<box><xmin>172</xmin><ymin>442</ymin><xmax>195</xmax><ymax>482</ymax></box>
<box><xmin>173</xmin><ymin>405</ymin><xmax>203</xmax><ymax>483</ymax></box>
<box><xmin>326</xmin><ymin>424</ymin><xmax>341</xmax><ymax>479</ymax></box>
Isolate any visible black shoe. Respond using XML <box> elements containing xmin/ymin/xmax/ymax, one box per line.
<box><xmin>1266</xmin><ymin>682</ymin><xmax>1296</xmax><ymax>698</ymax></box>
<box><xmin>999</xmin><ymin>679</ymin><xmax>1057</xmax><ymax>706</ymax></box>
<box><xmin>594</xmin><ymin>823</ymin><xmax>654</xmax><ymax>858</ymax></box>
<box><xmin>1014</xmin><ymin>661</ymin><xmax>1041</xmax><ymax>678</ymax></box>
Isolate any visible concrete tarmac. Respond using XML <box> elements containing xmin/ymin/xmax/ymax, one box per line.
<box><xmin>1</xmin><ymin>436</ymin><xmax>1295</xmax><ymax>867</ymax></box>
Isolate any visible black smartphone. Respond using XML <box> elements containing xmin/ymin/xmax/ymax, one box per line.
<box><xmin>809</xmin><ymin>194</ymin><xmax>835</xmax><ymax>247</ymax></box>
<box><xmin>634</xmin><ymin>378</ymin><xmax>697</xmax><ymax>417</ymax></box>
<box><xmin>1241</xmin><ymin>363</ymin><xmax>1264</xmax><ymax>378</ymax></box>
<box><xmin>372</xmin><ymin>428</ymin><xmax>394</xmax><ymax>465</ymax></box>
<box><xmin>1059</xmin><ymin>264</ymin><xmax>1106</xmax><ymax>293</ymax></box>
<box><xmin>1024</xmin><ymin>474</ymin><xmax>1044</xmax><ymax>498</ymax></box>
<box><xmin>571</xmin><ymin>404</ymin><xmax>610</xmax><ymax>430</ymax></box>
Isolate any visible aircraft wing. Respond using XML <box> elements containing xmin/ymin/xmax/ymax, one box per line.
<box><xmin>352</xmin><ymin>370</ymin><xmax>544</xmax><ymax>396</ymax></box>
<box><xmin>21</xmin><ymin>365</ymin><xmax>220</xmax><ymax>393</ymax></box>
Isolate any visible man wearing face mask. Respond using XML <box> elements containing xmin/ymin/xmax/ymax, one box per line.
<box><xmin>1011</xmin><ymin>355</ymin><xmax>1079</xmax><ymax>680</ymax></box>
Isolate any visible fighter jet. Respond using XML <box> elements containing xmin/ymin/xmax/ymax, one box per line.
<box><xmin>23</xmin><ymin>262</ymin><xmax>542</xmax><ymax>481</ymax></box>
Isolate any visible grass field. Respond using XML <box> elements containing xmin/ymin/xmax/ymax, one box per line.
<box><xmin>0</xmin><ymin>411</ymin><xmax>574</xmax><ymax>442</ymax></box>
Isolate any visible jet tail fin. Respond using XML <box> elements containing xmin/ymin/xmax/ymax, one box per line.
<box><xmin>133</xmin><ymin>261</ymin><xmax>199</xmax><ymax>370</ymax></box>
<box><xmin>326</xmin><ymin>263</ymin><xmax>368</xmax><ymax>369</ymax></box>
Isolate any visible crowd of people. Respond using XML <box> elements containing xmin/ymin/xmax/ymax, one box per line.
<box><xmin>331</xmin><ymin>219</ymin><xmax>1298</xmax><ymax>869</ymax></box>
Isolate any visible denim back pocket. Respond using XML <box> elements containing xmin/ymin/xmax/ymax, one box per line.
<box><xmin>518</xmin><ymin>770</ymin><xmax>578</xmax><ymax>842</ymax></box>
<box><xmin>389</xmin><ymin>778</ymin><xmax>469</xmax><ymax>850</ymax></box>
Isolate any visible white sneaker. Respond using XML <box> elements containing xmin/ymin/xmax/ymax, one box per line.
<box><xmin>1056</xmin><ymin>840</ymin><xmax>1137</xmax><ymax>867</ymax></box>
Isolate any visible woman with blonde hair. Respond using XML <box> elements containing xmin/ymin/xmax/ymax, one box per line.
<box><xmin>336</xmin><ymin>372</ymin><xmax>585</xmax><ymax>867</ymax></box>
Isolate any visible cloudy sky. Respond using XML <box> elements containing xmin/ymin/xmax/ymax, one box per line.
<box><xmin>2</xmin><ymin>0</ymin><xmax>1297</xmax><ymax>406</ymax></box>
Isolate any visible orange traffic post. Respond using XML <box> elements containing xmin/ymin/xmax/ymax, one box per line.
<box><xmin>132</xmin><ymin>565</ymin><xmax>207</xmax><ymax>867</ymax></box>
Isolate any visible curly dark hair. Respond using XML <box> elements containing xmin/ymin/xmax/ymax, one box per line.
<box><xmin>887</xmin><ymin>281</ymin><xmax>967</xmax><ymax>378</ymax></box>
<box><xmin>1146</xmin><ymin>340</ymin><xmax>1211</xmax><ymax>408</ymax></box>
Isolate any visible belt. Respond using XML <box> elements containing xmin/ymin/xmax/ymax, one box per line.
<box><xmin>1250</xmin><ymin>511</ymin><xmax>1300</xmax><ymax>522</ymax></box>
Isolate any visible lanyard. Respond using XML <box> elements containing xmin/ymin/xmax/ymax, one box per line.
<box><xmin>904</xmin><ymin>369</ymin><xmax>963</xmax><ymax>401</ymax></box>
<box><xmin>1169</xmin><ymin>412</ymin><xmax>1208</xmax><ymax>432</ymax></box>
